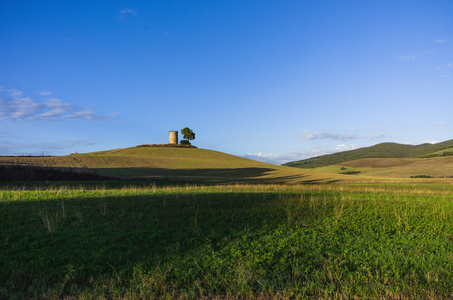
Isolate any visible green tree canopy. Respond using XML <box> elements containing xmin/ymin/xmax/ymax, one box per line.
<box><xmin>181</xmin><ymin>127</ymin><xmax>195</xmax><ymax>145</ymax></box>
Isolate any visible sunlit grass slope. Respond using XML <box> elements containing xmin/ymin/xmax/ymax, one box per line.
<box><xmin>419</xmin><ymin>145</ymin><xmax>453</xmax><ymax>158</ymax></box>
<box><xmin>316</xmin><ymin>156</ymin><xmax>453</xmax><ymax>180</ymax></box>
<box><xmin>0</xmin><ymin>147</ymin><xmax>344</xmax><ymax>183</ymax></box>
<box><xmin>82</xmin><ymin>147</ymin><xmax>346</xmax><ymax>183</ymax></box>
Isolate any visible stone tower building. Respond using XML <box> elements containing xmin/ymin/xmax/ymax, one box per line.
<box><xmin>169</xmin><ymin>131</ymin><xmax>178</xmax><ymax>144</ymax></box>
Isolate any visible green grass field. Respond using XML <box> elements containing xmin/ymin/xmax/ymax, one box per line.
<box><xmin>2</xmin><ymin>182</ymin><xmax>453</xmax><ymax>299</ymax></box>
<box><xmin>2</xmin><ymin>147</ymin><xmax>453</xmax><ymax>298</ymax></box>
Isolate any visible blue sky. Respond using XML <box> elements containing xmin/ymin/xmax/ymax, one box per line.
<box><xmin>1</xmin><ymin>1</ymin><xmax>452</xmax><ymax>164</ymax></box>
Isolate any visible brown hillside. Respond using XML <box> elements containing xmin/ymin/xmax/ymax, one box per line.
<box><xmin>339</xmin><ymin>158</ymin><xmax>417</xmax><ymax>168</ymax></box>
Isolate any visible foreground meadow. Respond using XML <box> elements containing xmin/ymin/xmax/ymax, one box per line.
<box><xmin>1</xmin><ymin>182</ymin><xmax>453</xmax><ymax>299</ymax></box>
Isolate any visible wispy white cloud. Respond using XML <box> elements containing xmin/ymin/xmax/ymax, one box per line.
<box><xmin>366</xmin><ymin>133</ymin><xmax>390</xmax><ymax>140</ymax></box>
<box><xmin>63</xmin><ymin>110</ymin><xmax>111</xmax><ymax>120</ymax></box>
<box><xmin>120</xmin><ymin>8</ymin><xmax>137</xmax><ymax>20</ymax></box>
<box><xmin>334</xmin><ymin>144</ymin><xmax>358</xmax><ymax>151</ymax></box>
<box><xmin>437</xmin><ymin>39</ymin><xmax>452</xmax><ymax>44</ymax></box>
<box><xmin>8</xmin><ymin>88</ymin><xmax>23</xmax><ymax>97</ymax></box>
<box><xmin>0</xmin><ymin>88</ymin><xmax>113</xmax><ymax>121</ymax></box>
<box><xmin>301</xmin><ymin>130</ymin><xmax>359</xmax><ymax>141</ymax></box>
<box><xmin>301</xmin><ymin>130</ymin><xmax>388</xmax><ymax>141</ymax></box>
<box><xmin>436</xmin><ymin>62</ymin><xmax>453</xmax><ymax>77</ymax></box>
<box><xmin>120</xmin><ymin>8</ymin><xmax>137</xmax><ymax>15</ymax></box>
<box><xmin>36</xmin><ymin>99</ymin><xmax>74</xmax><ymax>119</ymax></box>
<box><xmin>39</xmin><ymin>90</ymin><xmax>51</xmax><ymax>96</ymax></box>
<box><xmin>436</xmin><ymin>63</ymin><xmax>453</xmax><ymax>70</ymax></box>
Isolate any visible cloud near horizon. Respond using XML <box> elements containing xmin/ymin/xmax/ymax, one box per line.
<box><xmin>243</xmin><ymin>144</ymin><xmax>360</xmax><ymax>165</ymax></box>
<box><xmin>0</xmin><ymin>88</ymin><xmax>113</xmax><ymax>121</ymax></box>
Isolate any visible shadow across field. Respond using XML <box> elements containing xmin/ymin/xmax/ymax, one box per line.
<box><xmin>0</xmin><ymin>164</ymin><xmax>112</xmax><ymax>181</ymax></box>
<box><xmin>1</xmin><ymin>190</ymin><xmax>306</xmax><ymax>293</ymax></box>
<box><xmin>99</xmin><ymin>166</ymin><xmax>277</xmax><ymax>178</ymax></box>
<box><xmin>96</xmin><ymin>166</ymin><xmax>328</xmax><ymax>183</ymax></box>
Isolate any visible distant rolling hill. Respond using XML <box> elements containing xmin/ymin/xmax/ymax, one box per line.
<box><xmin>0</xmin><ymin>146</ymin><xmax>341</xmax><ymax>183</ymax></box>
<box><xmin>283</xmin><ymin>139</ymin><xmax>453</xmax><ymax>169</ymax></box>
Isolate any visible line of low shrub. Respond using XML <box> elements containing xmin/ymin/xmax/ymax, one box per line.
<box><xmin>340</xmin><ymin>170</ymin><xmax>361</xmax><ymax>175</ymax></box>
<box><xmin>410</xmin><ymin>175</ymin><xmax>432</xmax><ymax>178</ymax></box>
<box><xmin>136</xmin><ymin>144</ymin><xmax>197</xmax><ymax>148</ymax></box>
<box><xmin>420</xmin><ymin>150</ymin><xmax>453</xmax><ymax>158</ymax></box>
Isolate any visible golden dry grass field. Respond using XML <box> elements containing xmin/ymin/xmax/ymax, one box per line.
<box><xmin>316</xmin><ymin>156</ymin><xmax>453</xmax><ymax>182</ymax></box>
<box><xmin>0</xmin><ymin>147</ymin><xmax>344</xmax><ymax>183</ymax></box>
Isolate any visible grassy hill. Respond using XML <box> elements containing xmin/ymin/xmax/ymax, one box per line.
<box><xmin>0</xmin><ymin>146</ymin><xmax>343</xmax><ymax>183</ymax></box>
<box><xmin>316</xmin><ymin>156</ymin><xmax>453</xmax><ymax>179</ymax></box>
<box><xmin>283</xmin><ymin>139</ymin><xmax>453</xmax><ymax>169</ymax></box>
